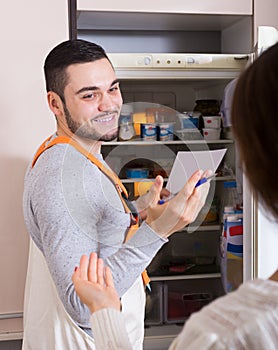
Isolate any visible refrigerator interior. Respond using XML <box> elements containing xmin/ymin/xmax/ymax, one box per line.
<box><xmin>99</xmin><ymin>75</ymin><xmax>243</xmax><ymax>347</ymax></box>
<box><xmin>76</xmin><ymin>10</ymin><xmax>253</xmax><ymax>349</ymax></box>
<box><xmin>117</xmin><ymin>78</ymin><xmax>231</xmax><ymax>112</ymax></box>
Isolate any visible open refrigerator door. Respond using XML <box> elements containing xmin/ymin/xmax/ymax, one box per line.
<box><xmin>256</xmin><ymin>26</ymin><xmax>278</xmax><ymax>56</ymax></box>
<box><xmin>251</xmin><ymin>26</ymin><xmax>278</xmax><ymax>281</ymax></box>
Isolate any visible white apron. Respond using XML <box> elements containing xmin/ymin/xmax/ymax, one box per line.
<box><xmin>22</xmin><ymin>240</ymin><xmax>145</xmax><ymax>350</ymax></box>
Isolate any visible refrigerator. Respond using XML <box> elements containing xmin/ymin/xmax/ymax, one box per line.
<box><xmin>77</xmin><ymin>18</ymin><xmax>278</xmax><ymax>348</ymax></box>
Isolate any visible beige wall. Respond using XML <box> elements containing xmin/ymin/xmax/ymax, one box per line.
<box><xmin>0</xmin><ymin>0</ymin><xmax>69</xmax><ymax>337</ymax></box>
<box><xmin>254</xmin><ymin>0</ymin><xmax>278</xmax><ymax>43</ymax></box>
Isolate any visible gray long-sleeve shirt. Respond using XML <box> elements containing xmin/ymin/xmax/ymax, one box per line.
<box><xmin>23</xmin><ymin>139</ymin><xmax>166</xmax><ymax>332</ymax></box>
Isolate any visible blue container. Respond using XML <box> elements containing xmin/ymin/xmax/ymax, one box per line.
<box><xmin>126</xmin><ymin>168</ymin><xmax>149</xmax><ymax>178</ymax></box>
<box><xmin>178</xmin><ymin>113</ymin><xmax>200</xmax><ymax>129</ymax></box>
<box><xmin>140</xmin><ymin>123</ymin><xmax>157</xmax><ymax>140</ymax></box>
<box><xmin>157</xmin><ymin>123</ymin><xmax>174</xmax><ymax>141</ymax></box>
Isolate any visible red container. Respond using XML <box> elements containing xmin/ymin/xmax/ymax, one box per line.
<box><xmin>164</xmin><ymin>288</ymin><xmax>212</xmax><ymax>323</ymax></box>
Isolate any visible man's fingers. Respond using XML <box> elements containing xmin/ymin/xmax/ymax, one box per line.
<box><xmin>163</xmin><ymin>169</ymin><xmax>211</xmax><ymax>233</ymax></box>
<box><xmin>149</xmin><ymin>175</ymin><xmax>164</xmax><ymax>206</ymax></box>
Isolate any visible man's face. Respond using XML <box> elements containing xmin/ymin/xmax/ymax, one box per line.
<box><xmin>62</xmin><ymin>58</ymin><xmax>123</xmax><ymax>141</ymax></box>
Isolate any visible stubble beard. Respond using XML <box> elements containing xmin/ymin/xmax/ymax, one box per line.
<box><xmin>63</xmin><ymin>103</ymin><xmax>119</xmax><ymax>142</ymax></box>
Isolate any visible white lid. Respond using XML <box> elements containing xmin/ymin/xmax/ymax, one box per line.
<box><xmin>224</xmin><ymin>206</ymin><xmax>235</xmax><ymax>213</ymax></box>
<box><xmin>227</xmin><ymin>215</ymin><xmax>242</xmax><ymax>222</ymax></box>
<box><xmin>121</xmin><ymin>104</ymin><xmax>133</xmax><ymax>114</ymax></box>
<box><xmin>203</xmin><ymin>115</ymin><xmax>221</xmax><ymax>119</ymax></box>
<box><xmin>177</xmin><ymin>113</ymin><xmax>189</xmax><ymax>118</ymax></box>
<box><xmin>182</xmin><ymin>111</ymin><xmax>201</xmax><ymax>117</ymax></box>
<box><xmin>176</xmin><ymin>128</ymin><xmax>200</xmax><ymax>133</ymax></box>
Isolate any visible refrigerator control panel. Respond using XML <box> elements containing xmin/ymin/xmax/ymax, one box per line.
<box><xmin>108</xmin><ymin>53</ymin><xmax>249</xmax><ymax>70</ymax></box>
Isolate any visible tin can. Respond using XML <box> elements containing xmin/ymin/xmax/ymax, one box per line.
<box><xmin>140</xmin><ymin>123</ymin><xmax>157</xmax><ymax>141</ymax></box>
<box><xmin>157</xmin><ymin>123</ymin><xmax>174</xmax><ymax>141</ymax></box>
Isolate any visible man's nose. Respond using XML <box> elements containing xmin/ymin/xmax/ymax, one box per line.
<box><xmin>98</xmin><ymin>93</ymin><xmax>114</xmax><ymax>111</ymax></box>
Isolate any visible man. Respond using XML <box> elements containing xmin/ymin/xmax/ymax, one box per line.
<box><xmin>22</xmin><ymin>39</ymin><xmax>210</xmax><ymax>349</ymax></box>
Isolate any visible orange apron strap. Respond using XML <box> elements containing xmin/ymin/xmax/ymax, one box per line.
<box><xmin>141</xmin><ymin>270</ymin><xmax>151</xmax><ymax>287</ymax></box>
<box><xmin>31</xmin><ymin>135</ymin><xmax>54</xmax><ymax>168</ymax></box>
<box><xmin>32</xmin><ymin>135</ymin><xmax>150</xmax><ymax>287</ymax></box>
<box><xmin>32</xmin><ymin>135</ymin><xmax>128</xmax><ymax>198</ymax></box>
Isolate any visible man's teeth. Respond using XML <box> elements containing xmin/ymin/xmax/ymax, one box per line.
<box><xmin>94</xmin><ymin>115</ymin><xmax>113</xmax><ymax>123</ymax></box>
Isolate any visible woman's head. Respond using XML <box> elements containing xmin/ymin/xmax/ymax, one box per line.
<box><xmin>232</xmin><ymin>42</ymin><xmax>278</xmax><ymax>218</ymax></box>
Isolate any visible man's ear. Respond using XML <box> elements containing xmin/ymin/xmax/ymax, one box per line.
<box><xmin>47</xmin><ymin>91</ymin><xmax>64</xmax><ymax>117</ymax></box>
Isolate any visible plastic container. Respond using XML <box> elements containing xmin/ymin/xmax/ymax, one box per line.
<box><xmin>164</xmin><ymin>285</ymin><xmax>212</xmax><ymax>323</ymax></box>
<box><xmin>145</xmin><ymin>282</ymin><xmax>163</xmax><ymax>326</ymax></box>
<box><xmin>125</xmin><ymin>168</ymin><xmax>149</xmax><ymax>178</ymax></box>
<box><xmin>178</xmin><ymin>112</ymin><xmax>200</xmax><ymax>129</ymax></box>
<box><xmin>176</xmin><ymin>128</ymin><xmax>203</xmax><ymax>140</ymax></box>
<box><xmin>221</xmin><ymin>181</ymin><xmax>239</xmax><ymax>213</ymax></box>
<box><xmin>202</xmin><ymin>116</ymin><xmax>222</xmax><ymax>129</ymax></box>
<box><xmin>157</xmin><ymin>122</ymin><xmax>174</xmax><ymax>141</ymax></box>
<box><xmin>221</xmin><ymin>214</ymin><xmax>243</xmax><ymax>293</ymax></box>
<box><xmin>140</xmin><ymin>123</ymin><xmax>157</xmax><ymax>141</ymax></box>
<box><xmin>202</xmin><ymin>128</ymin><xmax>221</xmax><ymax>140</ymax></box>
<box><xmin>226</xmin><ymin>216</ymin><xmax>243</xmax><ymax>248</ymax></box>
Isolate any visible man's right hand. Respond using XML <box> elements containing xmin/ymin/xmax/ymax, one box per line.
<box><xmin>145</xmin><ymin>169</ymin><xmax>212</xmax><ymax>238</ymax></box>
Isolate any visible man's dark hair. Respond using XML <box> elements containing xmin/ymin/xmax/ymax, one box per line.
<box><xmin>44</xmin><ymin>39</ymin><xmax>111</xmax><ymax>101</ymax></box>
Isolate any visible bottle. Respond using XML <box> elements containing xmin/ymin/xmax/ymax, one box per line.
<box><xmin>220</xmin><ymin>181</ymin><xmax>243</xmax><ymax>293</ymax></box>
<box><xmin>119</xmin><ymin>121</ymin><xmax>135</xmax><ymax>141</ymax></box>
<box><xmin>221</xmin><ymin>181</ymin><xmax>239</xmax><ymax>219</ymax></box>
<box><xmin>118</xmin><ymin>104</ymin><xmax>136</xmax><ymax>141</ymax></box>
<box><xmin>220</xmin><ymin>180</ymin><xmax>241</xmax><ymax>236</ymax></box>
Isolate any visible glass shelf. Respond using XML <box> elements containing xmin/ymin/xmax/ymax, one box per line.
<box><xmin>150</xmin><ymin>272</ymin><xmax>221</xmax><ymax>282</ymax></box>
<box><xmin>102</xmin><ymin>139</ymin><xmax>234</xmax><ymax>146</ymax></box>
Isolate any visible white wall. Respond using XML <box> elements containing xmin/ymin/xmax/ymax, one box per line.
<box><xmin>0</xmin><ymin>0</ymin><xmax>69</xmax><ymax>337</ymax></box>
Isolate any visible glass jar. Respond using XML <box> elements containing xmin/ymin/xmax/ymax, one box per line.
<box><xmin>118</xmin><ymin>121</ymin><xmax>136</xmax><ymax>141</ymax></box>
<box><xmin>193</xmin><ymin>99</ymin><xmax>220</xmax><ymax>116</ymax></box>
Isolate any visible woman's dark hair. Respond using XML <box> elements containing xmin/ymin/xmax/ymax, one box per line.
<box><xmin>44</xmin><ymin>39</ymin><xmax>111</xmax><ymax>101</ymax></box>
<box><xmin>231</xmin><ymin>42</ymin><xmax>278</xmax><ymax>219</ymax></box>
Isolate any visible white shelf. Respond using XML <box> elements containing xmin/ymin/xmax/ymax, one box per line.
<box><xmin>144</xmin><ymin>324</ymin><xmax>183</xmax><ymax>339</ymax></box>
<box><xmin>77</xmin><ymin>9</ymin><xmax>252</xmax><ymax>31</ymax></box>
<box><xmin>182</xmin><ymin>224</ymin><xmax>221</xmax><ymax>232</ymax></box>
<box><xmin>150</xmin><ymin>273</ymin><xmax>221</xmax><ymax>282</ymax></box>
<box><xmin>102</xmin><ymin>139</ymin><xmax>234</xmax><ymax>146</ymax></box>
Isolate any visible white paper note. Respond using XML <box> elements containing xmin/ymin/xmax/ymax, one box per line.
<box><xmin>166</xmin><ymin>149</ymin><xmax>227</xmax><ymax>194</ymax></box>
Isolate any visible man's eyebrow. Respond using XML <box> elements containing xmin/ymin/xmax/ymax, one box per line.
<box><xmin>75</xmin><ymin>79</ymin><xmax>120</xmax><ymax>95</ymax></box>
